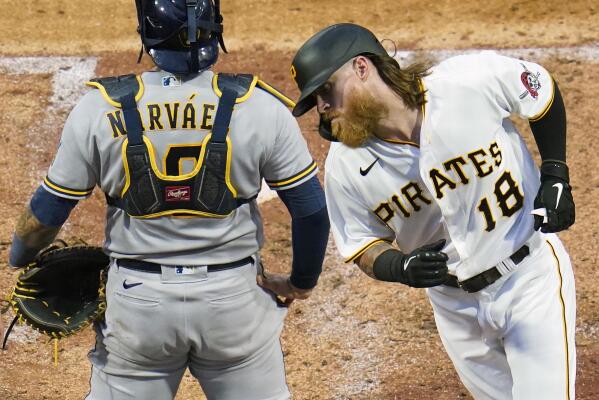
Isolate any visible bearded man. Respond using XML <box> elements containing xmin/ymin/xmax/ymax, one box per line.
<box><xmin>290</xmin><ymin>23</ymin><xmax>576</xmax><ymax>400</ymax></box>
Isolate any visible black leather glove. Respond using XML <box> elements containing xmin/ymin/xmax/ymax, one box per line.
<box><xmin>373</xmin><ymin>239</ymin><xmax>449</xmax><ymax>288</ymax></box>
<box><xmin>533</xmin><ymin>160</ymin><xmax>575</xmax><ymax>233</ymax></box>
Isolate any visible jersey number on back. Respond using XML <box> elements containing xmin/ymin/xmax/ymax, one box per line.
<box><xmin>164</xmin><ymin>144</ymin><xmax>202</xmax><ymax>175</ymax></box>
<box><xmin>477</xmin><ymin>171</ymin><xmax>524</xmax><ymax>232</ymax></box>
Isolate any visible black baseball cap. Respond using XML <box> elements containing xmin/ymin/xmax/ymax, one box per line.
<box><xmin>291</xmin><ymin>23</ymin><xmax>388</xmax><ymax>117</ymax></box>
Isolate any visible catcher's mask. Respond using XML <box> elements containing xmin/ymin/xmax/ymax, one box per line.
<box><xmin>135</xmin><ymin>0</ymin><xmax>226</xmax><ymax>75</ymax></box>
<box><xmin>290</xmin><ymin>23</ymin><xmax>388</xmax><ymax>141</ymax></box>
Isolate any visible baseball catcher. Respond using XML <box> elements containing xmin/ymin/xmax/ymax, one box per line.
<box><xmin>6</xmin><ymin>0</ymin><xmax>328</xmax><ymax>398</ymax></box>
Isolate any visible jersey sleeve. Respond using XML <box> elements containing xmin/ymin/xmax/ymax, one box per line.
<box><xmin>325</xmin><ymin>171</ymin><xmax>395</xmax><ymax>263</ymax></box>
<box><xmin>261</xmin><ymin>102</ymin><xmax>318</xmax><ymax>191</ymax></box>
<box><xmin>44</xmin><ymin>94</ymin><xmax>98</xmax><ymax>200</ymax></box>
<box><xmin>482</xmin><ymin>52</ymin><xmax>555</xmax><ymax>121</ymax></box>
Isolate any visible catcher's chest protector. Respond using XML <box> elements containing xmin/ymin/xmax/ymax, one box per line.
<box><xmin>90</xmin><ymin>73</ymin><xmax>255</xmax><ymax>218</ymax></box>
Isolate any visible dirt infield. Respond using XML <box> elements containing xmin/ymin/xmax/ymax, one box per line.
<box><xmin>1</xmin><ymin>1</ymin><xmax>598</xmax><ymax>399</ymax></box>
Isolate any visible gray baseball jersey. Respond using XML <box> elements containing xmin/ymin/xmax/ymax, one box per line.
<box><xmin>44</xmin><ymin>70</ymin><xmax>317</xmax><ymax>264</ymax></box>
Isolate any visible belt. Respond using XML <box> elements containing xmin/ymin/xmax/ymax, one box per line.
<box><xmin>444</xmin><ymin>245</ymin><xmax>530</xmax><ymax>293</ymax></box>
<box><xmin>117</xmin><ymin>256</ymin><xmax>254</xmax><ymax>274</ymax></box>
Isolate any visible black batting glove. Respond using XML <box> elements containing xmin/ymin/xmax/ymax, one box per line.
<box><xmin>533</xmin><ymin>160</ymin><xmax>575</xmax><ymax>233</ymax></box>
<box><xmin>373</xmin><ymin>239</ymin><xmax>449</xmax><ymax>288</ymax></box>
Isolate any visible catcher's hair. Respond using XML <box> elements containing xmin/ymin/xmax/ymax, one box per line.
<box><xmin>364</xmin><ymin>53</ymin><xmax>431</xmax><ymax>110</ymax></box>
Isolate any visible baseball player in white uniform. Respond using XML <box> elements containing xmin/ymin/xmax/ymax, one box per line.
<box><xmin>8</xmin><ymin>1</ymin><xmax>330</xmax><ymax>399</ymax></box>
<box><xmin>290</xmin><ymin>24</ymin><xmax>576</xmax><ymax>399</ymax></box>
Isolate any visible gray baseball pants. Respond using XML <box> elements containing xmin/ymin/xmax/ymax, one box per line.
<box><xmin>86</xmin><ymin>256</ymin><xmax>289</xmax><ymax>400</ymax></box>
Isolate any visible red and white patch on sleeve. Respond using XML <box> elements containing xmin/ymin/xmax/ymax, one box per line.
<box><xmin>519</xmin><ymin>63</ymin><xmax>542</xmax><ymax>100</ymax></box>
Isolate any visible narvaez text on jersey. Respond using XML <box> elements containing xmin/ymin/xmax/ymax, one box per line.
<box><xmin>104</xmin><ymin>98</ymin><xmax>218</xmax><ymax>138</ymax></box>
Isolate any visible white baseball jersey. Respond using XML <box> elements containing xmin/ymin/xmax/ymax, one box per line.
<box><xmin>326</xmin><ymin>51</ymin><xmax>555</xmax><ymax>281</ymax></box>
<box><xmin>45</xmin><ymin>70</ymin><xmax>317</xmax><ymax>264</ymax></box>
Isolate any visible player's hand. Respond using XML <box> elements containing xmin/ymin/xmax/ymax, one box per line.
<box><xmin>257</xmin><ymin>269</ymin><xmax>312</xmax><ymax>306</ymax></box>
<box><xmin>533</xmin><ymin>160</ymin><xmax>575</xmax><ymax>233</ymax></box>
<box><xmin>396</xmin><ymin>240</ymin><xmax>449</xmax><ymax>288</ymax></box>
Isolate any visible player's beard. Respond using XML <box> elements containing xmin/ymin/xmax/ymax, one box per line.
<box><xmin>329</xmin><ymin>87</ymin><xmax>388</xmax><ymax>148</ymax></box>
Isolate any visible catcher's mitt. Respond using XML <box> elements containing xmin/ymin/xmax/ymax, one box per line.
<box><xmin>4</xmin><ymin>242</ymin><xmax>109</xmax><ymax>346</ymax></box>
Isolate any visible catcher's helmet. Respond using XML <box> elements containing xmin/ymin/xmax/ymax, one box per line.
<box><xmin>291</xmin><ymin>23</ymin><xmax>387</xmax><ymax>119</ymax></box>
<box><xmin>135</xmin><ymin>0</ymin><xmax>226</xmax><ymax>75</ymax></box>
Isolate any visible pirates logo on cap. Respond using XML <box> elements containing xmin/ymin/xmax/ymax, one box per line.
<box><xmin>290</xmin><ymin>65</ymin><xmax>297</xmax><ymax>81</ymax></box>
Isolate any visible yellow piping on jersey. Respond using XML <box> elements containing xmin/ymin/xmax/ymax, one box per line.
<box><xmin>86</xmin><ymin>76</ymin><xmax>145</xmax><ymax>108</ymax></box>
<box><xmin>43</xmin><ymin>177</ymin><xmax>93</xmax><ymax>196</ymax></box>
<box><xmin>529</xmin><ymin>77</ymin><xmax>555</xmax><ymax>122</ymax></box>
<box><xmin>419</xmin><ymin>78</ymin><xmax>427</xmax><ymax>120</ymax></box>
<box><xmin>345</xmin><ymin>239</ymin><xmax>393</xmax><ymax>263</ymax></box>
<box><xmin>547</xmin><ymin>239</ymin><xmax>571</xmax><ymax>400</ymax></box>
<box><xmin>256</xmin><ymin>79</ymin><xmax>296</xmax><ymax>108</ymax></box>
<box><xmin>378</xmin><ymin>79</ymin><xmax>426</xmax><ymax>147</ymax></box>
<box><xmin>378</xmin><ymin>137</ymin><xmax>420</xmax><ymax>147</ymax></box>
<box><xmin>267</xmin><ymin>161</ymin><xmax>318</xmax><ymax>188</ymax></box>
<box><xmin>120</xmin><ymin>134</ymin><xmax>238</xmax><ymax>198</ymax></box>
<box><xmin>212</xmin><ymin>74</ymin><xmax>258</xmax><ymax>103</ymax></box>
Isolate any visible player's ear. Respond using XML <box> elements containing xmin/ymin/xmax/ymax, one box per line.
<box><xmin>352</xmin><ymin>56</ymin><xmax>370</xmax><ymax>81</ymax></box>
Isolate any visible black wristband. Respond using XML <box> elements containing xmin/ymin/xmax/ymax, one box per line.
<box><xmin>540</xmin><ymin>160</ymin><xmax>569</xmax><ymax>183</ymax></box>
<box><xmin>373</xmin><ymin>249</ymin><xmax>405</xmax><ymax>283</ymax></box>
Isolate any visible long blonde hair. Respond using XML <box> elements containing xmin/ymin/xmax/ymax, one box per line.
<box><xmin>365</xmin><ymin>53</ymin><xmax>431</xmax><ymax>109</ymax></box>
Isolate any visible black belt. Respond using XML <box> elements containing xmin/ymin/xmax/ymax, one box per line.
<box><xmin>444</xmin><ymin>245</ymin><xmax>530</xmax><ymax>293</ymax></box>
<box><xmin>117</xmin><ymin>256</ymin><xmax>254</xmax><ymax>274</ymax></box>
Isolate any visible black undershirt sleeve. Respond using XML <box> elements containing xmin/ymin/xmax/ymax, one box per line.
<box><xmin>528</xmin><ymin>79</ymin><xmax>567</xmax><ymax>162</ymax></box>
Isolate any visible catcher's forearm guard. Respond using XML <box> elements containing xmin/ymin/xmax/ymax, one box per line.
<box><xmin>5</xmin><ymin>244</ymin><xmax>109</xmax><ymax>344</ymax></box>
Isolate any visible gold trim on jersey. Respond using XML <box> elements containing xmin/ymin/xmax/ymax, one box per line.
<box><xmin>529</xmin><ymin>77</ymin><xmax>555</xmax><ymax>122</ymax></box>
<box><xmin>345</xmin><ymin>239</ymin><xmax>392</xmax><ymax>263</ymax></box>
<box><xmin>85</xmin><ymin>76</ymin><xmax>145</xmax><ymax>108</ymax></box>
<box><xmin>256</xmin><ymin>79</ymin><xmax>296</xmax><ymax>108</ymax></box>
<box><xmin>419</xmin><ymin>78</ymin><xmax>427</xmax><ymax>119</ymax></box>
<box><xmin>266</xmin><ymin>161</ymin><xmax>318</xmax><ymax>189</ymax></box>
<box><xmin>120</xmin><ymin>134</ymin><xmax>238</xmax><ymax>198</ymax></box>
<box><xmin>378</xmin><ymin>137</ymin><xmax>420</xmax><ymax>147</ymax></box>
<box><xmin>212</xmin><ymin>74</ymin><xmax>259</xmax><ymax>103</ymax></box>
<box><xmin>546</xmin><ymin>239</ymin><xmax>571</xmax><ymax>400</ymax></box>
<box><xmin>377</xmin><ymin>79</ymin><xmax>427</xmax><ymax>147</ymax></box>
<box><xmin>43</xmin><ymin>177</ymin><xmax>94</xmax><ymax>197</ymax></box>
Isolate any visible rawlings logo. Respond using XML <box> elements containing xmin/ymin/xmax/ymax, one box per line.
<box><xmin>165</xmin><ymin>186</ymin><xmax>191</xmax><ymax>202</ymax></box>
<box><xmin>519</xmin><ymin>64</ymin><xmax>541</xmax><ymax>100</ymax></box>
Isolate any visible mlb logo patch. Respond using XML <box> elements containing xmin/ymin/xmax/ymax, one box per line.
<box><xmin>165</xmin><ymin>186</ymin><xmax>191</xmax><ymax>202</ymax></box>
<box><xmin>162</xmin><ymin>75</ymin><xmax>181</xmax><ymax>87</ymax></box>
<box><xmin>175</xmin><ymin>266</ymin><xmax>201</xmax><ymax>275</ymax></box>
